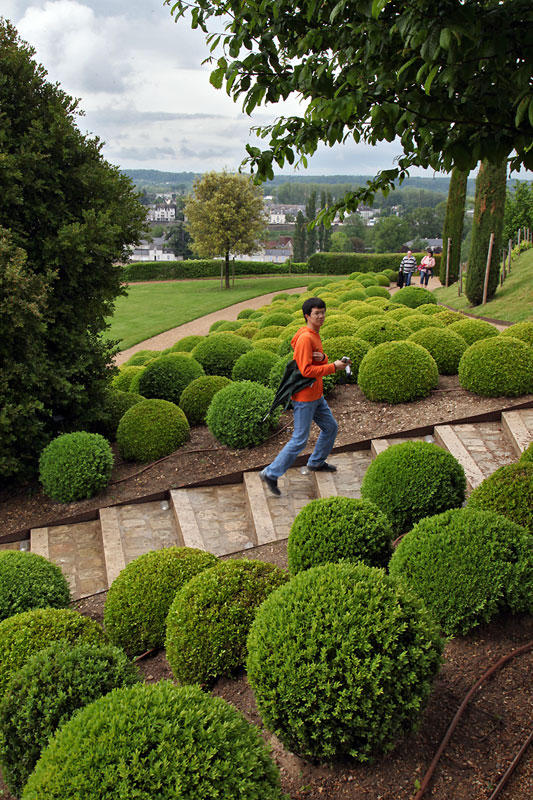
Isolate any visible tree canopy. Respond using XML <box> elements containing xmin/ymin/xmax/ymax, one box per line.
<box><xmin>168</xmin><ymin>0</ymin><xmax>533</xmax><ymax>219</ymax></box>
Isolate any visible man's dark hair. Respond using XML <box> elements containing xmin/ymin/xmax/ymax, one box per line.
<box><xmin>302</xmin><ymin>296</ymin><xmax>326</xmax><ymax>320</ymax></box>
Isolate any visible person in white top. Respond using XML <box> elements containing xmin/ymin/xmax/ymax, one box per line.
<box><xmin>419</xmin><ymin>248</ymin><xmax>436</xmax><ymax>286</ymax></box>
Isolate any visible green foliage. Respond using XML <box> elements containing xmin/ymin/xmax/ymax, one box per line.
<box><xmin>448</xmin><ymin>318</ymin><xmax>499</xmax><ymax>345</ymax></box>
<box><xmin>322</xmin><ymin>335</ymin><xmax>371</xmax><ymax>383</ymax></box>
<box><xmin>246</xmin><ymin>562</ymin><xmax>444</xmax><ymax>761</ymax></box>
<box><xmin>503</xmin><ymin>181</ymin><xmax>533</xmax><ymax>244</ymax></box>
<box><xmin>386</xmin><ymin>305</ymin><xmax>419</xmax><ymax>320</ymax></box>
<box><xmin>165</xmin><ymin>560</ymin><xmax>288</xmax><ymax>686</ymax></box>
<box><xmin>389</xmin><ymin>508</ymin><xmax>533</xmax><ymax>635</ymax></box>
<box><xmin>288</xmin><ymin>497</ymin><xmax>393</xmax><ymax>574</ymax></box>
<box><xmin>122</xmin><ymin>258</ymin><xmax>303</xmax><ymax>282</ymax></box>
<box><xmin>207</xmin><ymin>381</ymin><xmax>281</xmax><ymax>448</ymax></box>
<box><xmin>440</xmin><ymin>168</ymin><xmax>468</xmax><ymax>284</ymax></box>
<box><xmin>268</xmin><ymin>353</ymin><xmax>293</xmax><ymax>389</ymax></box>
<box><xmin>232</xmin><ymin>349</ymin><xmax>280</xmax><ymax>385</ymax></box>
<box><xmin>408</xmin><ymin>328</ymin><xmax>468</xmax><ymax>375</ymax></box>
<box><xmin>251</xmin><ymin>338</ymin><xmax>282</xmax><ymax>353</ymax></box>
<box><xmin>236</xmin><ymin>308</ymin><xmax>255</xmax><ymax>319</ymax></box>
<box><xmin>393</xmin><ymin>287</ymin><xmax>437</xmax><ymax>308</ymax></box>
<box><xmin>0</xmin><ymin>643</ymin><xmax>139</xmax><ymax>796</ymax></box>
<box><xmin>116</xmin><ymin>398</ymin><xmax>189</xmax><ymax>462</ymax></box>
<box><xmin>458</xmin><ymin>337</ymin><xmax>533</xmax><ymax>397</ymax></box>
<box><xmin>0</xmin><ymin>608</ymin><xmax>105</xmax><ymax>697</ymax></box>
<box><xmin>358</xmin><ymin>341</ymin><xmax>438</xmax><ymax>404</ymax></box>
<box><xmin>191</xmin><ymin>332</ymin><xmax>252</xmax><ymax>377</ymax></box>
<box><xmin>416</xmin><ymin>303</ymin><xmax>442</xmax><ymax>315</ymax></box>
<box><xmin>356</xmin><ymin>318</ymin><xmax>410</xmax><ymax>346</ymax></box>
<box><xmin>259</xmin><ymin>311</ymin><xmax>293</xmax><ymax>328</ymax></box>
<box><xmin>347</xmin><ymin>303</ymin><xmax>384</xmax><ymax>322</ymax></box>
<box><xmin>104</xmin><ymin>547</ymin><xmax>217</xmax><ymax>656</ymax></box>
<box><xmin>39</xmin><ymin>432</ymin><xmax>113</xmax><ymax>502</ymax></box>
<box><xmin>361</xmin><ymin>441</ymin><xmax>466</xmax><ymax>535</ymax></box>
<box><xmin>434</xmin><ymin>309</ymin><xmax>465</xmax><ymax>325</ymax></box>
<box><xmin>320</xmin><ymin>317</ymin><xmax>360</xmax><ymax>338</ymax></box>
<box><xmin>137</xmin><ymin>353</ymin><xmax>204</xmax><ymax>404</ymax></box>
<box><xmin>215</xmin><ymin>320</ymin><xmax>245</xmax><ymax>332</ymax></box>
<box><xmin>467</xmin><ymin>463</ymin><xmax>533</xmax><ymax>532</ymax></box>
<box><xmin>500</xmin><ymin>322</ymin><xmax>533</xmax><ymax>347</ymax></box>
<box><xmin>252</xmin><ymin>325</ymin><xmax>285</xmax><ymax>340</ymax></box>
<box><xmin>403</xmin><ymin>314</ymin><xmax>445</xmax><ymax>333</ymax></box>
<box><xmin>307</xmin><ymin>253</ymin><xmax>418</xmax><ymax>274</ymax></box>
<box><xmin>364</xmin><ymin>285</ymin><xmax>390</xmax><ymax>298</ymax></box>
<box><xmin>110</xmin><ymin>365</ymin><xmax>143</xmax><ymax>392</ymax></box>
<box><xmin>0</xmin><ymin>552</ymin><xmax>70</xmax><ymax>623</ymax></box>
<box><xmin>22</xmin><ymin>682</ymin><xmax>285</xmax><ymax>800</ymax></box>
<box><xmin>124</xmin><ymin>350</ymin><xmax>159</xmax><ymax>366</ymax></box>
<box><xmin>93</xmin><ymin>388</ymin><xmax>144</xmax><ymax>440</ymax></box>
<box><xmin>179</xmin><ymin>375</ymin><xmax>231</xmax><ymax>425</ymax></box>
<box><xmin>339</xmin><ymin>288</ymin><xmax>367</xmax><ymax>302</ymax></box>
<box><xmin>519</xmin><ymin>442</ymin><xmax>533</xmax><ymax>464</ymax></box>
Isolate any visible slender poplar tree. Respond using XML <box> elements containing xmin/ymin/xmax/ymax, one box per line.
<box><xmin>293</xmin><ymin>212</ymin><xmax>307</xmax><ymax>262</ymax></box>
<box><xmin>440</xmin><ymin>168</ymin><xmax>468</xmax><ymax>285</ymax></box>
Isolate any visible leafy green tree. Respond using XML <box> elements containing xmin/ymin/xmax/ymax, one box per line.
<box><xmin>503</xmin><ymin>182</ymin><xmax>533</xmax><ymax>244</ymax></box>
<box><xmin>293</xmin><ymin>212</ymin><xmax>307</xmax><ymax>262</ymax></box>
<box><xmin>170</xmin><ymin>0</ymin><xmax>533</xmax><ymax>218</ymax></box>
<box><xmin>440</xmin><ymin>168</ymin><xmax>468</xmax><ymax>284</ymax></box>
<box><xmin>373</xmin><ymin>217</ymin><xmax>410</xmax><ymax>253</ymax></box>
<box><xmin>185</xmin><ymin>171</ymin><xmax>266</xmax><ymax>288</ymax></box>
<box><xmin>0</xmin><ymin>21</ymin><xmax>146</xmax><ymax>482</ymax></box>
<box><xmin>164</xmin><ymin>223</ymin><xmax>192</xmax><ymax>259</ymax></box>
<box><xmin>305</xmin><ymin>192</ymin><xmax>318</xmax><ymax>255</ymax></box>
<box><xmin>465</xmin><ymin>159</ymin><xmax>507</xmax><ymax>305</ymax></box>
<box><xmin>329</xmin><ymin>231</ymin><xmax>352</xmax><ymax>252</ymax></box>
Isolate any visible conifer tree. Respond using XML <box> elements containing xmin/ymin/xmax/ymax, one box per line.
<box><xmin>440</xmin><ymin>168</ymin><xmax>468</xmax><ymax>285</ymax></box>
<box><xmin>293</xmin><ymin>212</ymin><xmax>307</xmax><ymax>262</ymax></box>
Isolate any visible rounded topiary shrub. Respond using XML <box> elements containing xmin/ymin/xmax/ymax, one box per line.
<box><xmin>96</xmin><ymin>388</ymin><xmax>144</xmax><ymax>440</ymax></box>
<box><xmin>393</xmin><ymin>286</ymin><xmax>437</xmax><ymax>308</ymax></box>
<box><xmin>258</xmin><ymin>311</ymin><xmax>293</xmax><ymax>328</ymax></box>
<box><xmin>322</xmin><ymin>335</ymin><xmax>372</xmax><ymax>383</ymax></box>
<box><xmin>192</xmin><ymin>333</ymin><xmax>252</xmax><ymax>378</ymax></box>
<box><xmin>235</xmin><ymin>323</ymin><xmax>259</xmax><ymax>339</ymax></box>
<box><xmin>385</xmin><ymin>305</ymin><xmax>418</xmax><ymax>320</ymax></box>
<box><xmin>252</xmin><ymin>325</ymin><xmax>285</xmax><ymax>341</ymax></box>
<box><xmin>0</xmin><ymin>643</ymin><xmax>139</xmax><ymax>796</ymax></box>
<box><xmin>0</xmin><ymin>608</ymin><xmax>105</xmax><ymax>697</ymax></box>
<box><xmin>166</xmin><ymin>560</ymin><xmax>288</xmax><ymax>686</ymax></box>
<box><xmin>268</xmin><ymin>352</ymin><xmax>293</xmax><ymax>389</ymax></box>
<box><xmin>467</xmin><ymin>462</ymin><xmax>533</xmax><ymax>532</ymax></box>
<box><xmin>364</xmin><ymin>285</ymin><xmax>390</xmax><ymax>298</ymax></box>
<box><xmin>339</xmin><ymin>288</ymin><xmax>367</xmax><ymax>302</ymax></box>
<box><xmin>39</xmin><ymin>432</ymin><xmax>113</xmax><ymax>502</ymax></box>
<box><xmin>288</xmin><ymin>497</ymin><xmax>393</xmax><ymax>574</ymax></box>
<box><xmin>347</xmin><ymin>304</ymin><xmax>384</xmax><ymax>322</ymax></box>
<box><xmin>434</xmin><ymin>309</ymin><xmax>465</xmax><ymax>326</ymax></box>
<box><xmin>232</xmin><ymin>349</ymin><xmax>280</xmax><ymax>386</ymax></box>
<box><xmin>448</xmin><ymin>318</ymin><xmax>499</xmax><ymax>345</ymax></box>
<box><xmin>0</xmin><ymin>552</ymin><xmax>70</xmax><ymax>623</ymax></box>
<box><xmin>458</xmin><ymin>337</ymin><xmax>533</xmax><ymax>397</ymax></box>
<box><xmin>356</xmin><ymin>318</ymin><xmax>410</xmax><ymax>346</ymax></box>
<box><xmin>216</xmin><ymin>320</ymin><xmax>246</xmax><ymax>332</ymax></box>
<box><xmin>206</xmin><ymin>381</ymin><xmax>281</xmax><ymax>448</ymax></box>
<box><xmin>111</xmin><ymin>365</ymin><xmax>143</xmax><ymax>392</ymax></box>
<box><xmin>408</xmin><ymin>327</ymin><xmax>468</xmax><ymax>375</ymax></box>
<box><xmin>124</xmin><ymin>350</ymin><xmax>159</xmax><ymax>367</ymax></box>
<box><xmin>236</xmin><ymin>308</ymin><xmax>255</xmax><ymax>320</ymax></box>
<box><xmin>137</xmin><ymin>353</ymin><xmax>204</xmax><ymax>404</ymax></box>
<box><xmin>520</xmin><ymin>442</ymin><xmax>533</xmax><ymax>464</ymax></box>
<box><xmin>246</xmin><ymin>562</ymin><xmax>444</xmax><ymax>761</ymax></box>
<box><xmin>500</xmin><ymin>322</ymin><xmax>533</xmax><ymax>348</ymax></box>
<box><xmin>389</xmin><ymin>508</ymin><xmax>533</xmax><ymax>635</ymax></box>
<box><xmin>361</xmin><ymin>441</ymin><xmax>466</xmax><ymax>535</ymax></box>
<box><xmin>416</xmin><ymin>303</ymin><xmax>442</xmax><ymax>315</ymax></box>
<box><xmin>22</xmin><ymin>682</ymin><xmax>284</xmax><ymax>800</ymax></box>
<box><xmin>116</xmin><ymin>398</ymin><xmax>189</xmax><ymax>462</ymax></box>
<box><xmin>170</xmin><ymin>334</ymin><xmax>205</xmax><ymax>352</ymax></box>
<box><xmin>179</xmin><ymin>375</ymin><xmax>232</xmax><ymax>425</ymax></box>
<box><xmin>104</xmin><ymin>547</ymin><xmax>217</xmax><ymax>656</ymax></box>
<box><xmin>403</xmin><ymin>314</ymin><xmax>445</xmax><ymax>333</ymax></box>
<box><xmin>358</xmin><ymin>341</ymin><xmax>439</xmax><ymax>403</ymax></box>
<box><xmin>251</xmin><ymin>338</ymin><xmax>283</xmax><ymax>354</ymax></box>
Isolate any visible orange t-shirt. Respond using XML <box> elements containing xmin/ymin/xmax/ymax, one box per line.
<box><xmin>291</xmin><ymin>326</ymin><xmax>335</xmax><ymax>402</ymax></box>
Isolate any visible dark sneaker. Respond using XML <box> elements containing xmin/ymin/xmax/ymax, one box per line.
<box><xmin>308</xmin><ymin>462</ymin><xmax>337</xmax><ymax>472</ymax></box>
<box><xmin>260</xmin><ymin>470</ymin><xmax>281</xmax><ymax>496</ymax></box>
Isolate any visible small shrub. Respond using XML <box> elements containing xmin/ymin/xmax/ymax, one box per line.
<box><xmin>467</xmin><ymin>462</ymin><xmax>533</xmax><ymax>532</ymax></box>
<box><xmin>358</xmin><ymin>341</ymin><xmax>439</xmax><ymax>403</ymax></box>
<box><xmin>232</xmin><ymin>349</ymin><xmax>280</xmax><ymax>385</ymax></box>
<box><xmin>347</xmin><ymin>304</ymin><xmax>384</xmax><ymax>322</ymax></box>
<box><xmin>519</xmin><ymin>442</ymin><xmax>533</xmax><ymax>464</ymax></box>
<box><xmin>364</xmin><ymin>285</ymin><xmax>390</xmax><ymax>298</ymax></box>
<box><xmin>258</xmin><ymin>311</ymin><xmax>293</xmax><ymax>328</ymax></box>
<box><xmin>170</xmin><ymin>334</ymin><xmax>205</xmax><ymax>352</ymax></box>
<box><xmin>365</xmin><ymin>296</ymin><xmax>389</xmax><ymax>307</ymax></box>
<box><xmin>165</xmin><ymin>560</ymin><xmax>288</xmax><ymax>686</ymax></box>
<box><xmin>137</xmin><ymin>353</ymin><xmax>204</xmax><ymax>404</ymax></box>
<box><xmin>39</xmin><ymin>432</ymin><xmax>113</xmax><ymax>502</ymax></box>
<box><xmin>0</xmin><ymin>643</ymin><xmax>139</xmax><ymax>796</ymax></box>
<box><xmin>95</xmin><ymin>388</ymin><xmax>144</xmax><ymax>440</ymax></box>
<box><xmin>393</xmin><ymin>287</ymin><xmax>437</xmax><ymax>308</ymax></box>
<box><xmin>216</xmin><ymin>320</ymin><xmax>245</xmax><ymax>332</ymax></box>
<box><xmin>0</xmin><ymin>608</ymin><xmax>105</xmax><ymax>697</ymax></box>
<box><xmin>104</xmin><ymin>547</ymin><xmax>217</xmax><ymax>656</ymax></box>
<box><xmin>192</xmin><ymin>333</ymin><xmax>252</xmax><ymax>377</ymax></box>
<box><xmin>128</xmin><ymin>367</ymin><xmax>145</xmax><ymax>393</ymax></box>
<box><xmin>0</xmin><ymin>552</ymin><xmax>70</xmax><ymax>623</ymax></box>
<box><xmin>209</xmin><ymin>319</ymin><xmax>227</xmax><ymax>333</ymax></box>
<box><xmin>22</xmin><ymin>682</ymin><xmax>285</xmax><ymax>800</ymax></box>
<box><xmin>252</xmin><ymin>325</ymin><xmax>285</xmax><ymax>340</ymax></box>
<box><xmin>339</xmin><ymin>288</ymin><xmax>367</xmax><ymax>302</ymax></box>
<box><xmin>236</xmin><ymin>308</ymin><xmax>255</xmax><ymax>320</ymax></box>
<box><xmin>110</xmin><ymin>365</ymin><xmax>143</xmax><ymax>391</ymax></box>
<box><xmin>179</xmin><ymin>375</ymin><xmax>232</xmax><ymax>425</ymax></box>
<box><xmin>500</xmin><ymin>322</ymin><xmax>533</xmax><ymax>348</ymax></box>
<box><xmin>235</xmin><ymin>323</ymin><xmax>259</xmax><ymax>339</ymax></box>
<box><xmin>408</xmin><ymin>327</ymin><xmax>468</xmax><ymax>374</ymax></box>
<box><xmin>357</xmin><ymin>318</ymin><xmax>410</xmax><ymax>346</ymax></box>
<box><xmin>386</xmin><ymin>305</ymin><xmax>419</xmax><ymax>320</ymax></box>
<box><xmin>320</xmin><ymin>317</ymin><xmax>360</xmax><ymax>338</ymax></box>
<box><xmin>207</xmin><ymin>381</ymin><xmax>281</xmax><ymax>448</ymax></box>
<box><xmin>416</xmin><ymin>303</ymin><xmax>443</xmax><ymax>315</ymax></box>
<box><xmin>123</xmin><ymin>350</ymin><xmax>159</xmax><ymax>367</ymax></box>
<box><xmin>268</xmin><ymin>352</ymin><xmax>293</xmax><ymax>389</ymax></box>
<box><xmin>389</xmin><ymin>508</ymin><xmax>533</xmax><ymax>635</ymax></box>
<box><xmin>403</xmin><ymin>314</ymin><xmax>445</xmax><ymax>333</ymax></box>
<box><xmin>448</xmin><ymin>318</ymin><xmax>499</xmax><ymax>345</ymax></box>
<box><xmin>288</xmin><ymin>497</ymin><xmax>393</xmax><ymax>574</ymax></box>
<box><xmin>359</xmin><ymin>276</ymin><xmax>379</xmax><ymax>287</ymax></box>
<box><xmin>251</xmin><ymin>338</ymin><xmax>282</xmax><ymax>353</ymax></box>
<box><xmin>246</xmin><ymin>562</ymin><xmax>444</xmax><ymax>761</ymax></box>
<box><xmin>458</xmin><ymin>337</ymin><xmax>533</xmax><ymax>397</ymax></box>
<box><xmin>322</xmin><ymin>335</ymin><xmax>372</xmax><ymax>383</ymax></box>
<box><xmin>116</xmin><ymin>399</ymin><xmax>189</xmax><ymax>462</ymax></box>
<box><xmin>361</xmin><ymin>441</ymin><xmax>466</xmax><ymax>535</ymax></box>
<box><xmin>434</xmin><ymin>309</ymin><xmax>465</xmax><ymax>325</ymax></box>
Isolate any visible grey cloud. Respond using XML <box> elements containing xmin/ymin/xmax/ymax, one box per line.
<box><xmin>88</xmin><ymin>109</ymin><xmax>226</xmax><ymax>126</ymax></box>
<box><xmin>116</xmin><ymin>145</ymin><xmax>177</xmax><ymax>160</ymax></box>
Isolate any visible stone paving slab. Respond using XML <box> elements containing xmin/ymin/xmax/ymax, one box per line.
<box><xmin>44</xmin><ymin>520</ymin><xmax>107</xmax><ymax>599</ymax></box>
<box><xmin>451</xmin><ymin>422</ymin><xmax>517</xmax><ymax>480</ymax></box>
<box><xmin>184</xmin><ymin>485</ymin><xmax>255</xmax><ymax>556</ymax></box>
<box><xmin>115</xmin><ymin>501</ymin><xmax>179</xmax><ymax>564</ymax></box>
<box><xmin>266</xmin><ymin>467</ymin><xmax>318</xmax><ymax>541</ymax></box>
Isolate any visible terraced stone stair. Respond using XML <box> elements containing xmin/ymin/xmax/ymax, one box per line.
<box><xmin>5</xmin><ymin>408</ymin><xmax>532</xmax><ymax>601</ymax></box>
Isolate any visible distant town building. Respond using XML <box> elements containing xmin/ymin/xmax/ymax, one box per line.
<box><xmin>266</xmin><ymin>204</ymin><xmax>306</xmax><ymax>224</ymax></box>
<box><xmin>403</xmin><ymin>238</ymin><xmax>443</xmax><ymax>253</ymax></box>
<box><xmin>146</xmin><ymin>204</ymin><xmax>176</xmax><ymax>222</ymax></box>
<box><xmin>129</xmin><ymin>236</ymin><xmax>179</xmax><ymax>262</ymax></box>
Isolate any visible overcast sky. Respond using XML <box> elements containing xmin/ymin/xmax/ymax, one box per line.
<box><xmin>6</xmin><ymin>2</ymin><xmax>530</xmax><ymax>181</ymax></box>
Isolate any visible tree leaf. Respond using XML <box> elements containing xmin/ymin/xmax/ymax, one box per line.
<box><xmin>424</xmin><ymin>65</ymin><xmax>439</xmax><ymax>95</ymax></box>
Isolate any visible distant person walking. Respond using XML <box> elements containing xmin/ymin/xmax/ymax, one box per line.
<box><xmin>260</xmin><ymin>297</ymin><xmax>349</xmax><ymax>497</ymax></box>
<box><xmin>419</xmin><ymin>248</ymin><xmax>436</xmax><ymax>286</ymax></box>
<box><xmin>400</xmin><ymin>250</ymin><xmax>417</xmax><ymax>286</ymax></box>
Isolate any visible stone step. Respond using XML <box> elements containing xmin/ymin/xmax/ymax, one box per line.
<box><xmin>371</xmin><ymin>439</ymin><xmax>390</xmax><ymax>458</ymax></box>
<box><xmin>433</xmin><ymin>425</ymin><xmax>485</xmax><ymax>490</ymax></box>
<box><xmin>243</xmin><ymin>472</ymin><xmax>277</xmax><ymax>546</ymax></box>
<box><xmin>502</xmin><ymin>410</ymin><xmax>533</xmax><ymax>457</ymax></box>
<box><xmin>262</xmin><ymin>466</ymin><xmax>318</xmax><ymax>541</ymax></box>
<box><xmin>436</xmin><ymin>421</ymin><xmax>517</xmax><ymax>487</ymax></box>
<box><xmin>311</xmin><ymin>450</ymin><xmax>373</xmax><ymax>499</ymax></box>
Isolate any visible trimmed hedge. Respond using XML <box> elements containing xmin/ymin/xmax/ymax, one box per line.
<box><xmin>232</xmin><ymin>349</ymin><xmax>280</xmax><ymax>385</ymax></box>
<box><xmin>358</xmin><ymin>341</ymin><xmax>439</xmax><ymax>403</ymax></box>
<box><xmin>322</xmin><ymin>335</ymin><xmax>372</xmax><ymax>383</ymax></box>
<box><xmin>179</xmin><ymin>375</ymin><xmax>232</xmax><ymax>425</ymax></box>
<box><xmin>138</xmin><ymin>353</ymin><xmax>204</xmax><ymax>404</ymax></box>
<box><xmin>434</xmin><ymin>309</ymin><xmax>465</xmax><ymax>325</ymax></box>
<box><xmin>356</xmin><ymin>318</ymin><xmax>410</xmax><ymax>346</ymax></box>
<box><xmin>0</xmin><ymin>643</ymin><xmax>139</xmax><ymax>796</ymax></box>
<box><xmin>0</xmin><ymin>552</ymin><xmax>70</xmax><ymax>623</ymax></box>
<box><xmin>458</xmin><ymin>337</ymin><xmax>533</xmax><ymax>397</ymax></box>
<box><xmin>393</xmin><ymin>287</ymin><xmax>437</xmax><ymax>308</ymax></box>
<box><xmin>467</xmin><ymin>462</ymin><xmax>533</xmax><ymax>532</ymax></box>
<box><xmin>207</xmin><ymin>381</ymin><xmax>281</xmax><ymax>448</ymax></box>
<box><xmin>268</xmin><ymin>352</ymin><xmax>293</xmax><ymax>389</ymax></box>
<box><xmin>0</xmin><ymin>608</ymin><xmax>105</xmax><ymax>697</ymax></box>
<box><xmin>288</xmin><ymin>497</ymin><xmax>393</xmax><ymax>574</ymax></box>
<box><xmin>402</xmin><ymin>314</ymin><xmax>445</xmax><ymax>333</ymax></box>
<box><xmin>448</xmin><ymin>318</ymin><xmax>499</xmax><ymax>345</ymax></box>
<box><xmin>246</xmin><ymin>562</ymin><xmax>444</xmax><ymax>761</ymax></box>
<box><xmin>364</xmin><ymin>285</ymin><xmax>390</xmax><ymax>298</ymax></box>
<box><xmin>123</xmin><ymin>257</ymin><xmax>307</xmax><ymax>281</ymax></box>
<box><xmin>408</xmin><ymin>327</ymin><xmax>468</xmax><ymax>374</ymax></box>
<box><xmin>258</xmin><ymin>311</ymin><xmax>293</xmax><ymax>328</ymax></box>
<box><xmin>124</xmin><ymin>350</ymin><xmax>159</xmax><ymax>367</ymax></box>
<box><xmin>111</xmin><ymin>365</ymin><xmax>144</xmax><ymax>392</ymax></box>
<box><xmin>192</xmin><ymin>333</ymin><xmax>252</xmax><ymax>378</ymax></box>
<box><xmin>251</xmin><ymin>338</ymin><xmax>283</xmax><ymax>353</ymax></box>
<box><xmin>361</xmin><ymin>441</ymin><xmax>466</xmax><ymax>535</ymax></box>
<box><xmin>308</xmin><ymin>252</ymin><xmax>440</xmax><ymax>275</ymax></box>
<box><xmin>39</xmin><ymin>432</ymin><xmax>113</xmax><ymax>502</ymax></box>
<box><xmin>165</xmin><ymin>560</ymin><xmax>288</xmax><ymax>686</ymax></box>
<box><xmin>389</xmin><ymin>508</ymin><xmax>533</xmax><ymax>635</ymax></box>
<box><xmin>117</xmin><ymin>398</ymin><xmax>189</xmax><ymax>461</ymax></box>
<box><xmin>22</xmin><ymin>682</ymin><xmax>285</xmax><ymax>800</ymax></box>
<box><xmin>103</xmin><ymin>547</ymin><xmax>217</xmax><ymax>656</ymax></box>
<box><xmin>252</xmin><ymin>325</ymin><xmax>285</xmax><ymax>340</ymax></box>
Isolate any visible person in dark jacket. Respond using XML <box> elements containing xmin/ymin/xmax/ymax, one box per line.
<box><xmin>399</xmin><ymin>250</ymin><xmax>417</xmax><ymax>286</ymax></box>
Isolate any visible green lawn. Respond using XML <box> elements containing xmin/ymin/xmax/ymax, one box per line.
<box><xmin>106</xmin><ymin>275</ymin><xmax>344</xmax><ymax>350</ymax></box>
<box><xmin>433</xmin><ymin>248</ymin><xmax>533</xmax><ymax>324</ymax></box>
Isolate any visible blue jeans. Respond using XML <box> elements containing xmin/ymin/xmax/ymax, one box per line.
<box><xmin>263</xmin><ymin>397</ymin><xmax>338</xmax><ymax>479</ymax></box>
<box><xmin>404</xmin><ymin>271</ymin><xmax>413</xmax><ymax>286</ymax></box>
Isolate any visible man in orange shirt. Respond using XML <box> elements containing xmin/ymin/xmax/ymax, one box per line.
<box><xmin>260</xmin><ymin>297</ymin><xmax>349</xmax><ymax>496</ymax></box>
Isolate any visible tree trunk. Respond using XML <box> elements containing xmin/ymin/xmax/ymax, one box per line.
<box><xmin>225</xmin><ymin>249</ymin><xmax>230</xmax><ymax>289</ymax></box>
<box><xmin>465</xmin><ymin>158</ymin><xmax>507</xmax><ymax>305</ymax></box>
<box><xmin>440</xmin><ymin>167</ymin><xmax>468</xmax><ymax>284</ymax></box>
